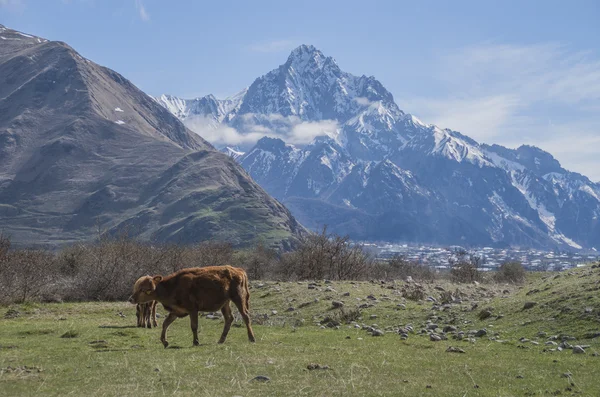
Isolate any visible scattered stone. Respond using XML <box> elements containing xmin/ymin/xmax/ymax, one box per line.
<box><xmin>325</xmin><ymin>286</ymin><xmax>336</xmax><ymax>293</ymax></box>
<box><xmin>523</xmin><ymin>302</ymin><xmax>537</xmax><ymax>310</ymax></box>
<box><xmin>345</xmin><ymin>336</ymin><xmax>351</xmax><ymax>339</ymax></box>
<box><xmin>205</xmin><ymin>314</ymin><xmax>220</xmax><ymax>320</ymax></box>
<box><xmin>366</xmin><ymin>294</ymin><xmax>377</xmax><ymax>301</ymax></box>
<box><xmin>396</xmin><ymin>304</ymin><xmax>406</xmax><ymax>310</ymax></box>
<box><xmin>371</xmin><ymin>329</ymin><xmax>384</xmax><ymax>337</ymax></box>
<box><xmin>251</xmin><ymin>375</ymin><xmax>271</xmax><ymax>382</ymax></box>
<box><xmin>474</xmin><ymin>329</ymin><xmax>487</xmax><ymax>337</ymax></box>
<box><xmin>331</xmin><ymin>301</ymin><xmax>344</xmax><ymax>309</ymax></box>
<box><xmin>308</xmin><ymin>284</ymin><xmax>317</xmax><ymax>290</ymax></box>
<box><xmin>516</xmin><ymin>375</ymin><xmax>524</xmax><ymax>379</ymax></box>
<box><xmin>370</xmin><ymin>314</ymin><xmax>378</xmax><ymax>320</ymax></box>
<box><xmin>434</xmin><ymin>286</ymin><xmax>445</xmax><ymax>292</ymax></box>
<box><xmin>443</xmin><ymin>325</ymin><xmax>457</xmax><ymax>333</ymax></box>
<box><xmin>427</xmin><ymin>323</ymin><xmax>438</xmax><ymax>330</ymax></box>
<box><xmin>573</xmin><ymin>346</ymin><xmax>586</xmax><ymax>354</ymax></box>
<box><xmin>446</xmin><ymin>346</ymin><xmax>465</xmax><ymax>353</ymax></box>
<box><xmin>342</xmin><ymin>292</ymin><xmax>350</xmax><ymax>297</ymax></box>
<box><xmin>271</xmin><ymin>310</ymin><xmax>278</xmax><ymax>315</ymax></box>
<box><xmin>545</xmin><ymin>341</ymin><xmax>558</xmax><ymax>346</ymax></box>
<box><xmin>286</xmin><ymin>307</ymin><xmax>295</xmax><ymax>312</ymax></box>
<box><xmin>478</xmin><ymin>309</ymin><xmax>493</xmax><ymax>320</ymax></box>
<box><xmin>430</xmin><ymin>334</ymin><xmax>442</xmax><ymax>342</ymax></box>
<box><xmin>426</xmin><ymin>296</ymin><xmax>437</xmax><ymax>303</ymax></box>
<box><xmin>583</xmin><ymin>331</ymin><xmax>600</xmax><ymax>339</ymax></box>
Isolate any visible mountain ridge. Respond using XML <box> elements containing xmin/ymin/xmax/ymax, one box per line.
<box><xmin>157</xmin><ymin>44</ymin><xmax>600</xmax><ymax>251</ymax></box>
<box><xmin>0</xmin><ymin>25</ymin><xmax>305</xmax><ymax>249</ymax></box>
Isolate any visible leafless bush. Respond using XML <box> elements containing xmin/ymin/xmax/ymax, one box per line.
<box><xmin>384</xmin><ymin>255</ymin><xmax>436</xmax><ymax>281</ymax></box>
<box><xmin>333</xmin><ymin>307</ymin><xmax>362</xmax><ymax>324</ymax></box>
<box><xmin>185</xmin><ymin>241</ymin><xmax>234</xmax><ymax>268</ymax></box>
<box><xmin>234</xmin><ymin>242</ymin><xmax>278</xmax><ymax>280</ymax></box>
<box><xmin>0</xmin><ymin>249</ymin><xmax>59</xmax><ymax>303</ymax></box>
<box><xmin>279</xmin><ymin>226</ymin><xmax>372</xmax><ymax>280</ymax></box>
<box><xmin>401</xmin><ymin>283</ymin><xmax>426</xmax><ymax>301</ymax></box>
<box><xmin>494</xmin><ymin>261</ymin><xmax>526</xmax><ymax>284</ymax></box>
<box><xmin>449</xmin><ymin>249</ymin><xmax>483</xmax><ymax>283</ymax></box>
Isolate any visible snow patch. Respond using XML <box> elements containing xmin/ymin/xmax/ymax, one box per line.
<box><xmin>115</xmin><ymin>120</ymin><xmax>126</xmax><ymax>125</ymax></box>
<box><xmin>114</xmin><ymin>107</ymin><xmax>124</xmax><ymax>112</ymax></box>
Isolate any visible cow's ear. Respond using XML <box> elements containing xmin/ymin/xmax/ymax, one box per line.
<box><xmin>153</xmin><ymin>275</ymin><xmax>163</xmax><ymax>283</ymax></box>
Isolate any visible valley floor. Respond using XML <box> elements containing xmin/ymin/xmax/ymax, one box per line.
<box><xmin>1</xmin><ymin>266</ymin><xmax>600</xmax><ymax>396</ymax></box>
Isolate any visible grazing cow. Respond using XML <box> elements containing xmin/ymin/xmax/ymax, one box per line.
<box><xmin>129</xmin><ymin>266</ymin><xmax>256</xmax><ymax>348</ymax></box>
<box><xmin>136</xmin><ymin>301</ymin><xmax>158</xmax><ymax>328</ymax></box>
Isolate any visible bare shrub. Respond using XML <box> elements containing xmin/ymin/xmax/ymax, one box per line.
<box><xmin>235</xmin><ymin>242</ymin><xmax>278</xmax><ymax>280</ymax></box>
<box><xmin>0</xmin><ymin>250</ymin><xmax>58</xmax><ymax>303</ymax></box>
<box><xmin>279</xmin><ymin>226</ymin><xmax>371</xmax><ymax>280</ymax></box>
<box><xmin>384</xmin><ymin>255</ymin><xmax>436</xmax><ymax>281</ymax></box>
<box><xmin>401</xmin><ymin>284</ymin><xmax>426</xmax><ymax>301</ymax></box>
<box><xmin>494</xmin><ymin>261</ymin><xmax>526</xmax><ymax>284</ymax></box>
<box><xmin>335</xmin><ymin>307</ymin><xmax>362</xmax><ymax>324</ymax></box>
<box><xmin>449</xmin><ymin>250</ymin><xmax>483</xmax><ymax>283</ymax></box>
<box><xmin>186</xmin><ymin>241</ymin><xmax>234</xmax><ymax>268</ymax></box>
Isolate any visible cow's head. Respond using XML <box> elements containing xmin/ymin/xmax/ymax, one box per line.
<box><xmin>128</xmin><ymin>275</ymin><xmax>163</xmax><ymax>304</ymax></box>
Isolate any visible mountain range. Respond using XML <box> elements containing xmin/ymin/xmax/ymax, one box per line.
<box><xmin>0</xmin><ymin>25</ymin><xmax>304</xmax><ymax>248</ymax></box>
<box><xmin>157</xmin><ymin>45</ymin><xmax>600</xmax><ymax>251</ymax></box>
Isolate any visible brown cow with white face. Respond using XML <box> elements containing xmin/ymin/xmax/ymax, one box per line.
<box><xmin>129</xmin><ymin>266</ymin><xmax>255</xmax><ymax>348</ymax></box>
<box><xmin>136</xmin><ymin>301</ymin><xmax>158</xmax><ymax>328</ymax></box>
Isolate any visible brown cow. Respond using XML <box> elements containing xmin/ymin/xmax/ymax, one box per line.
<box><xmin>136</xmin><ymin>301</ymin><xmax>158</xmax><ymax>328</ymax></box>
<box><xmin>129</xmin><ymin>266</ymin><xmax>256</xmax><ymax>348</ymax></box>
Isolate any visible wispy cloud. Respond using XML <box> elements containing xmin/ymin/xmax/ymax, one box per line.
<box><xmin>246</xmin><ymin>40</ymin><xmax>297</xmax><ymax>53</ymax></box>
<box><xmin>183</xmin><ymin>114</ymin><xmax>338</xmax><ymax>148</ymax></box>
<box><xmin>0</xmin><ymin>0</ymin><xmax>24</xmax><ymax>9</ymax></box>
<box><xmin>134</xmin><ymin>0</ymin><xmax>149</xmax><ymax>22</ymax></box>
<box><xmin>399</xmin><ymin>42</ymin><xmax>600</xmax><ymax>180</ymax></box>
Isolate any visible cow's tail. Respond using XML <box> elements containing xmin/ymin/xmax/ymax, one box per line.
<box><xmin>242</xmin><ymin>270</ymin><xmax>251</xmax><ymax>311</ymax></box>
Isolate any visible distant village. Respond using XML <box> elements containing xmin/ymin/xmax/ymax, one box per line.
<box><xmin>368</xmin><ymin>243</ymin><xmax>600</xmax><ymax>271</ymax></box>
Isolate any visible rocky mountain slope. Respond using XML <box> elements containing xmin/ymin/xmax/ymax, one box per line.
<box><xmin>158</xmin><ymin>45</ymin><xmax>600</xmax><ymax>250</ymax></box>
<box><xmin>0</xmin><ymin>25</ymin><xmax>304</xmax><ymax>248</ymax></box>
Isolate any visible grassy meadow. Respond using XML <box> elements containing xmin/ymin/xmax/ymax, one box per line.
<box><xmin>1</xmin><ymin>265</ymin><xmax>600</xmax><ymax>396</ymax></box>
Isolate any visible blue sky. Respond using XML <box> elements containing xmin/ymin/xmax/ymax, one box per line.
<box><xmin>2</xmin><ymin>0</ymin><xmax>600</xmax><ymax>181</ymax></box>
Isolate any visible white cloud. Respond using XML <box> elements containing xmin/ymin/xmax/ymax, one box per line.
<box><xmin>288</xmin><ymin>120</ymin><xmax>338</xmax><ymax>144</ymax></box>
<box><xmin>246</xmin><ymin>40</ymin><xmax>297</xmax><ymax>53</ymax></box>
<box><xmin>183</xmin><ymin>114</ymin><xmax>338</xmax><ymax>148</ymax></box>
<box><xmin>354</xmin><ymin>97</ymin><xmax>372</xmax><ymax>106</ymax></box>
<box><xmin>134</xmin><ymin>0</ymin><xmax>149</xmax><ymax>22</ymax></box>
<box><xmin>399</xmin><ymin>42</ymin><xmax>600</xmax><ymax>181</ymax></box>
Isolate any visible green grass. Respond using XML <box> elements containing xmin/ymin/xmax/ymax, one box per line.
<box><xmin>1</xmin><ymin>265</ymin><xmax>600</xmax><ymax>396</ymax></box>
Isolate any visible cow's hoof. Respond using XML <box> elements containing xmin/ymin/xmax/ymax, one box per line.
<box><xmin>193</xmin><ymin>340</ymin><xmax>200</xmax><ymax>346</ymax></box>
<box><xmin>162</xmin><ymin>340</ymin><xmax>169</xmax><ymax>348</ymax></box>
<box><xmin>153</xmin><ymin>322</ymin><xmax>158</xmax><ymax>328</ymax></box>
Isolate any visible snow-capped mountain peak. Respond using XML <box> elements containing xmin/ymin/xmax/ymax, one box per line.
<box><xmin>155</xmin><ymin>45</ymin><xmax>600</xmax><ymax>251</ymax></box>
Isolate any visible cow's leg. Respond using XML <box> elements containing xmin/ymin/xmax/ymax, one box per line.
<box><xmin>190</xmin><ymin>310</ymin><xmax>200</xmax><ymax>346</ymax></box>
<box><xmin>151</xmin><ymin>301</ymin><xmax>158</xmax><ymax>327</ymax></box>
<box><xmin>233</xmin><ymin>297</ymin><xmax>256</xmax><ymax>343</ymax></box>
<box><xmin>136</xmin><ymin>304</ymin><xmax>143</xmax><ymax>327</ymax></box>
<box><xmin>145</xmin><ymin>304</ymin><xmax>152</xmax><ymax>329</ymax></box>
<box><xmin>161</xmin><ymin>312</ymin><xmax>178</xmax><ymax>348</ymax></box>
<box><xmin>218</xmin><ymin>302</ymin><xmax>234</xmax><ymax>344</ymax></box>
